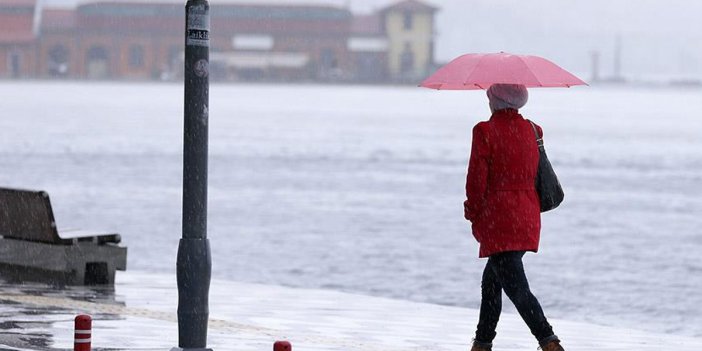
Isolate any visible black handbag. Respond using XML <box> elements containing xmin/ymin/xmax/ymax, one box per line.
<box><xmin>528</xmin><ymin>120</ymin><xmax>564</xmax><ymax>212</ymax></box>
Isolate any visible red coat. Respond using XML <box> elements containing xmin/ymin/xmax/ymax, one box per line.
<box><xmin>464</xmin><ymin>109</ymin><xmax>542</xmax><ymax>258</ymax></box>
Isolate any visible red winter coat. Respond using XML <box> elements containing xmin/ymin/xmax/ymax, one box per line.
<box><xmin>464</xmin><ymin>108</ymin><xmax>542</xmax><ymax>258</ymax></box>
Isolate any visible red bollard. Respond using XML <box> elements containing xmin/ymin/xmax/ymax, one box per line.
<box><xmin>74</xmin><ymin>314</ymin><xmax>92</xmax><ymax>351</ymax></box>
<box><xmin>273</xmin><ymin>340</ymin><xmax>291</xmax><ymax>351</ymax></box>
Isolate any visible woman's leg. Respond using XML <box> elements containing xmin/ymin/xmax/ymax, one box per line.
<box><xmin>490</xmin><ymin>251</ymin><xmax>558</xmax><ymax>345</ymax></box>
<box><xmin>474</xmin><ymin>256</ymin><xmax>502</xmax><ymax>345</ymax></box>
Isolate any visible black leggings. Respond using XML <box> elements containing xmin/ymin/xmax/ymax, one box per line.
<box><xmin>475</xmin><ymin>251</ymin><xmax>557</xmax><ymax>345</ymax></box>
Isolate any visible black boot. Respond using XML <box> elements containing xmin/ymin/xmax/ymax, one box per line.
<box><xmin>470</xmin><ymin>340</ymin><xmax>492</xmax><ymax>351</ymax></box>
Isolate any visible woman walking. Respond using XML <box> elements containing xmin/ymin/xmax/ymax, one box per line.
<box><xmin>464</xmin><ymin>84</ymin><xmax>564</xmax><ymax>351</ymax></box>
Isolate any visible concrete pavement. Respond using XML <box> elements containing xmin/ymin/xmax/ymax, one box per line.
<box><xmin>1</xmin><ymin>271</ymin><xmax>700</xmax><ymax>351</ymax></box>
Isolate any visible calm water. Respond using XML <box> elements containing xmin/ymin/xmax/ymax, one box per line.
<box><xmin>1</xmin><ymin>82</ymin><xmax>701</xmax><ymax>337</ymax></box>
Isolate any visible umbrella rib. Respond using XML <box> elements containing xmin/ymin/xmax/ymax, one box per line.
<box><xmin>518</xmin><ymin>56</ymin><xmax>545</xmax><ymax>87</ymax></box>
<box><xmin>462</xmin><ymin>54</ymin><xmax>487</xmax><ymax>88</ymax></box>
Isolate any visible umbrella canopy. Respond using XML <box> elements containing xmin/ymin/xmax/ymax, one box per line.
<box><xmin>420</xmin><ymin>52</ymin><xmax>587</xmax><ymax>90</ymax></box>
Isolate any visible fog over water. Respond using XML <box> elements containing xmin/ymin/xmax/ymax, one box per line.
<box><xmin>44</xmin><ymin>0</ymin><xmax>702</xmax><ymax>80</ymax></box>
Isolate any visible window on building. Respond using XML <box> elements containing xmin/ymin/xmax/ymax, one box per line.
<box><xmin>320</xmin><ymin>48</ymin><xmax>338</xmax><ymax>70</ymax></box>
<box><xmin>403</xmin><ymin>11</ymin><xmax>413</xmax><ymax>30</ymax></box>
<box><xmin>129</xmin><ymin>45</ymin><xmax>145</xmax><ymax>68</ymax></box>
<box><xmin>87</xmin><ymin>46</ymin><xmax>108</xmax><ymax>61</ymax></box>
<box><xmin>86</xmin><ymin>46</ymin><xmax>110</xmax><ymax>79</ymax></box>
<box><xmin>400</xmin><ymin>42</ymin><xmax>414</xmax><ymax>74</ymax></box>
<box><xmin>169</xmin><ymin>46</ymin><xmax>181</xmax><ymax>65</ymax></box>
<box><xmin>8</xmin><ymin>52</ymin><xmax>22</xmax><ymax>78</ymax></box>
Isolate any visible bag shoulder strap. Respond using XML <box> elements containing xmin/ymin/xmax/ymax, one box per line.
<box><xmin>527</xmin><ymin>119</ymin><xmax>544</xmax><ymax>150</ymax></box>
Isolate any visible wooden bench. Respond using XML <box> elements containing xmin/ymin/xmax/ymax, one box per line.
<box><xmin>0</xmin><ymin>187</ymin><xmax>127</xmax><ymax>285</ymax></box>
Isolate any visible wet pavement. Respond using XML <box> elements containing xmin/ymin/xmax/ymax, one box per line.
<box><xmin>1</xmin><ymin>271</ymin><xmax>701</xmax><ymax>351</ymax></box>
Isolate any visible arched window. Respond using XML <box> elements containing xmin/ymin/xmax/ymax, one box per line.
<box><xmin>48</xmin><ymin>45</ymin><xmax>69</xmax><ymax>76</ymax></box>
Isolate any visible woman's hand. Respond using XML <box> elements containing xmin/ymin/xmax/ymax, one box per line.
<box><xmin>463</xmin><ymin>200</ymin><xmax>472</xmax><ymax>221</ymax></box>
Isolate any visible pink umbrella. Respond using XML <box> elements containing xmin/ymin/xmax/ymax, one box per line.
<box><xmin>420</xmin><ymin>52</ymin><xmax>587</xmax><ymax>90</ymax></box>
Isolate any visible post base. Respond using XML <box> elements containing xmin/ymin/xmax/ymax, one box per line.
<box><xmin>170</xmin><ymin>348</ymin><xmax>213</xmax><ymax>351</ymax></box>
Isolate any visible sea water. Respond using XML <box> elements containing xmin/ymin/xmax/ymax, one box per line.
<box><xmin>1</xmin><ymin>81</ymin><xmax>701</xmax><ymax>337</ymax></box>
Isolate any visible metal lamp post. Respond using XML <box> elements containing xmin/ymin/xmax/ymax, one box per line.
<box><xmin>173</xmin><ymin>1</ymin><xmax>212</xmax><ymax>351</ymax></box>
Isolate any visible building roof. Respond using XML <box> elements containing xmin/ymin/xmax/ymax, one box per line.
<box><xmin>2</xmin><ymin>0</ymin><xmax>36</xmax><ymax>6</ymax></box>
<box><xmin>76</xmin><ymin>0</ymin><xmax>346</xmax><ymax>5</ymax></box>
<box><xmin>75</xmin><ymin>1</ymin><xmax>352</xmax><ymax>21</ymax></box>
<box><xmin>62</xmin><ymin>1</ymin><xmax>350</xmax><ymax>36</ymax></box>
<box><xmin>212</xmin><ymin>4</ymin><xmax>352</xmax><ymax>21</ymax></box>
<box><xmin>380</xmin><ymin>0</ymin><xmax>438</xmax><ymax>13</ymax></box>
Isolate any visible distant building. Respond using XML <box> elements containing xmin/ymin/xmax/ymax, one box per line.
<box><xmin>0</xmin><ymin>0</ymin><xmax>39</xmax><ymax>79</ymax></box>
<box><xmin>380</xmin><ymin>0</ymin><xmax>437</xmax><ymax>81</ymax></box>
<box><xmin>0</xmin><ymin>0</ymin><xmax>438</xmax><ymax>83</ymax></box>
<box><xmin>349</xmin><ymin>0</ymin><xmax>438</xmax><ymax>83</ymax></box>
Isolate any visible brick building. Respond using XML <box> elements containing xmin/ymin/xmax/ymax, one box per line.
<box><xmin>0</xmin><ymin>0</ymin><xmax>40</xmax><ymax>79</ymax></box>
<box><xmin>2</xmin><ymin>0</ymin><xmax>438</xmax><ymax>83</ymax></box>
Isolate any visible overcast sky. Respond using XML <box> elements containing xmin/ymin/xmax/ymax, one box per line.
<box><xmin>43</xmin><ymin>0</ymin><xmax>702</xmax><ymax>81</ymax></box>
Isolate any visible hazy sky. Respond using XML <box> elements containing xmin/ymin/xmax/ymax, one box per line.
<box><xmin>43</xmin><ymin>0</ymin><xmax>702</xmax><ymax>80</ymax></box>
